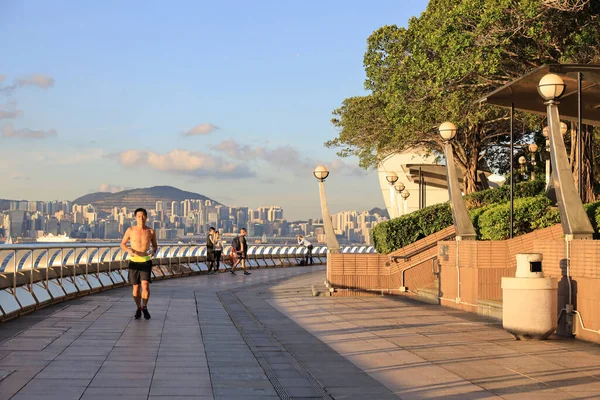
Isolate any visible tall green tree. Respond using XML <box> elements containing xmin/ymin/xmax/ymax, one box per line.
<box><xmin>327</xmin><ymin>0</ymin><xmax>600</xmax><ymax>194</ymax></box>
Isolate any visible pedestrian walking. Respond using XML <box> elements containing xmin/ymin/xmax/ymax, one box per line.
<box><xmin>206</xmin><ymin>227</ymin><xmax>216</xmax><ymax>274</ymax></box>
<box><xmin>213</xmin><ymin>231</ymin><xmax>223</xmax><ymax>273</ymax></box>
<box><xmin>230</xmin><ymin>228</ymin><xmax>251</xmax><ymax>276</ymax></box>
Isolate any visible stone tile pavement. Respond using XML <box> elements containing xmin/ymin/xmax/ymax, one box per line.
<box><xmin>265</xmin><ymin>271</ymin><xmax>600</xmax><ymax>399</ymax></box>
<box><xmin>0</xmin><ymin>266</ymin><xmax>394</xmax><ymax>400</ymax></box>
<box><xmin>2</xmin><ymin>266</ymin><xmax>600</xmax><ymax>399</ymax></box>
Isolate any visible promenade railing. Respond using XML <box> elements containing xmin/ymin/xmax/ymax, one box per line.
<box><xmin>0</xmin><ymin>242</ymin><xmax>375</xmax><ymax>320</ymax></box>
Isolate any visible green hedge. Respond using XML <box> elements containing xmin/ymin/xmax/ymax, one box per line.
<box><xmin>583</xmin><ymin>200</ymin><xmax>600</xmax><ymax>232</ymax></box>
<box><xmin>372</xmin><ymin>203</ymin><xmax>453</xmax><ymax>254</ymax></box>
<box><xmin>477</xmin><ymin>196</ymin><xmax>560</xmax><ymax>241</ymax></box>
<box><xmin>464</xmin><ymin>180</ymin><xmax>546</xmax><ymax>209</ymax></box>
<box><xmin>372</xmin><ymin>180</ymin><xmax>547</xmax><ymax>253</ymax></box>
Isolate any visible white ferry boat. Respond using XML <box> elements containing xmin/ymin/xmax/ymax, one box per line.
<box><xmin>37</xmin><ymin>234</ymin><xmax>78</xmax><ymax>243</ymax></box>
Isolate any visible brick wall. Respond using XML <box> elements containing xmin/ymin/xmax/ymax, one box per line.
<box><xmin>327</xmin><ymin>226</ymin><xmax>455</xmax><ymax>294</ymax></box>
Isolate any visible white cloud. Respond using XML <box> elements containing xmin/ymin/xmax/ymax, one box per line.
<box><xmin>17</xmin><ymin>74</ymin><xmax>54</xmax><ymax>88</ymax></box>
<box><xmin>99</xmin><ymin>183</ymin><xmax>131</xmax><ymax>193</ymax></box>
<box><xmin>109</xmin><ymin>149</ymin><xmax>253</xmax><ymax>179</ymax></box>
<box><xmin>119</xmin><ymin>149</ymin><xmax>145</xmax><ymax>167</ymax></box>
<box><xmin>210</xmin><ymin>139</ymin><xmax>366</xmax><ymax>177</ymax></box>
<box><xmin>326</xmin><ymin>158</ymin><xmax>366</xmax><ymax>176</ymax></box>
<box><xmin>182</xmin><ymin>123</ymin><xmax>219</xmax><ymax>136</ymax></box>
<box><xmin>0</xmin><ymin>73</ymin><xmax>55</xmax><ymax>93</ymax></box>
<box><xmin>0</xmin><ymin>109</ymin><xmax>22</xmax><ymax>120</ymax></box>
<box><xmin>211</xmin><ymin>138</ymin><xmax>258</xmax><ymax>161</ymax></box>
<box><xmin>2</xmin><ymin>122</ymin><xmax>57</xmax><ymax>139</ymax></box>
<box><xmin>0</xmin><ymin>101</ymin><xmax>23</xmax><ymax>120</ymax></box>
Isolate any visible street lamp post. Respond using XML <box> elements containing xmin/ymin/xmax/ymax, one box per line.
<box><xmin>518</xmin><ymin>155</ymin><xmax>527</xmax><ymax>179</ymax></box>
<box><xmin>386</xmin><ymin>172</ymin><xmax>399</xmax><ymax>219</ymax></box>
<box><xmin>538</xmin><ymin>74</ymin><xmax>593</xmax><ymax>239</ymax></box>
<box><xmin>314</xmin><ymin>165</ymin><xmax>341</xmax><ymax>288</ymax></box>
<box><xmin>439</xmin><ymin>122</ymin><xmax>476</xmax><ymax>241</ymax></box>
<box><xmin>542</xmin><ymin>122</ymin><xmax>567</xmax><ymax>187</ymax></box>
<box><xmin>528</xmin><ymin>143</ymin><xmax>538</xmax><ymax>181</ymax></box>
<box><xmin>394</xmin><ymin>182</ymin><xmax>405</xmax><ymax>216</ymax></box>
<box><xmin>313</xmin><ymin>166</ymin><xmax>341</xmax><ymax>253</ymax></box>
<box><xmin>400</xmin><ymin>190</ymin><xmax>410</xmax><ymax>215</ymax></box>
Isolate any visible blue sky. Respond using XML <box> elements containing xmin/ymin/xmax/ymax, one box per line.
<box><xmin>0</xmin><ymin>0</ymin><xmax>428</xmax><ymax>220</ymax></box>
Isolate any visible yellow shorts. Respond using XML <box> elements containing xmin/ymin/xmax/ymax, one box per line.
<box><xmin>130</xmin><ymin>255</ymin><xmax>151</xmax><ymax>262</ymax></box>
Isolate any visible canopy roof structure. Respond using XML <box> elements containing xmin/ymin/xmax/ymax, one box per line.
<box><xmin>476</xmin><ymin>64</ymin><xmax>600</xmax><ymax>126</ymax></box>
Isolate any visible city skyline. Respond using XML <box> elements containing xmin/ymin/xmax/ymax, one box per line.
<box><xmin>2</xmin><ymin>197</ymin><xmax>387</xmax><ymax>245</ymax></box>
<box><xmin>0</xmin><ymin>184</ymin><xmax>387</xmax><ymax>221</ymax></box>
<box><xmin>0</xmin><ymin>0</ymin><xmax>429</xmax><ymax>220</ymax></box>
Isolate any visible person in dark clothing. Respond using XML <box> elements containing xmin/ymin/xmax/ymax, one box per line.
<box><xmin>230</xmin><ymin>228</ymin><xmax>250</xmax><ymax>276</ymax></box>
<box><xmin>206</xmin><ymin>227</ymin><xmax>216</xmax><ymax>274</ymax></box>
<box><xmin>297</xmin><ymin>235</ymin><xmax>314</xmax><ymax>265</ymax></box>
<box><xmin>213</xmin><ymin>231</ymin><xmax>223</xmax><ymax>273</ymax></box>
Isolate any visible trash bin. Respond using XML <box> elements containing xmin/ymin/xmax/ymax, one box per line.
<box><xmin>501</xmin><ymin>253</ymin><xmax>558</xmax><ymax>340</ymax></box>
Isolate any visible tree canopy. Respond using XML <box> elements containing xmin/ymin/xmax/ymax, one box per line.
<box><xmin>327</xmin><ymin>0</ymin><xmax>600</xmax><ymax>194</ymax></box>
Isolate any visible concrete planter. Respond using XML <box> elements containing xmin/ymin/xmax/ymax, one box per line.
<box><xmin>501</xmin><ymin>253</ymin><xmax>558</xmax><ymax>340</ymax></box>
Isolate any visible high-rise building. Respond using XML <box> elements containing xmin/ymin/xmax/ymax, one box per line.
<box><xmin>4</xmin><ymin>210</ymin><xmax>26</xmax><ymax>237</ymax></box>
<box><xmin>171</xmin><ymin>201</ymin><xmax>180</xmax><ymax>216</ymax></box>
<box><xmin>45</xmin><ymin>216</ymin><xmax>59</xmax><ymax>235</ymax></box>
<box><xmin>156</xmin><ymin>201</ymin><xmax>167</xmax><ymax>213</ymax></box>
<box><xmin>104</xmin><ymin>220</ymin><xmax>120</xmax><ymax>239</ymax></box>
<box><xmin>267</xmin><ymin>206</ymin><xmax>283</xmax><ymax>222</ymax></box>
<box><xmin>59</xmin><ymin>219</ymin><xmax>72</xmax><ymax>235</ymax></box>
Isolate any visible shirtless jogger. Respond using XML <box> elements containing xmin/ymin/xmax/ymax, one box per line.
<box><xmin>120</xmin><ymin>208</ymin><xmax>157</xmax><ymax>320</ymax></box>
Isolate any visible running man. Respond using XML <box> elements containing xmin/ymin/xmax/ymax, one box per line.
<box><xmin>120</xmin><ymin>208</ymin><xmax>157</xmax><ymax>320</ymax></box>
<box><xmin>230</xmin><ymin>228</ymin><xmax>250</xmax><ymax>276</ymax></box>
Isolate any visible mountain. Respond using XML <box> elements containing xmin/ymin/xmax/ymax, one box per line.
<box><xmin>72</xmin><ymin>186</ymin><xmax>222</xmax><ymax>212</ymax></box>
<box><xmin>369</xmin><ymin>207</ymin><xmax>389</xmax><ymax>219</ymax></box>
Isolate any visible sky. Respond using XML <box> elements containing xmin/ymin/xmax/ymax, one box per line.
<box><xmin>0</xmin><ymin>0</ymin><xmax>428</xmax><ymax>220</ymax></box>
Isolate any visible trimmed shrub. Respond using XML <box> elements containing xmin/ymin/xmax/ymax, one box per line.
<box><xmin>478</xmin><ymin>196</ymin><xmax>560</xmax><ymax>241</ymax></box>
<box><xmin>468</xmin><ymin>204</ymin><xmax>495</xmax><ymax>239</ymax></box>
<box><xmin>583</xmin><ymin>200</ymin><xmax>600</xmax><ymax>232</ymax></box>
<box><xmin>464</xmin><ymin>180</ymin><xmax>546</xmax><ymax>209</ymax></box>
<box><xmin>372</xmin><ymin>180</ymin><xmax>546</xmax><ymax>253</ymax></box>
<box><xmin>372</xmin><ymin>202</ymin><xmax>452</xmax><ymax>254</ymax></box>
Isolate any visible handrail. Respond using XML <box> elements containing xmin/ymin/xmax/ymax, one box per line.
<box><xmin>389</xmin><ymin>233</ymin><xmax>456</xmax><ymax>262</ymax></box>
<box><xmin>0</xmin><ymin>243</ymin><xmax>344</xmax><ymax>321</ymax></box>
<box><xmin>401</xmin><ymin>254</ymin><xmax>438</xmax><ymax>290</ymax></box>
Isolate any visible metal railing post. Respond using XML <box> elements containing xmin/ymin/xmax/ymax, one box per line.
<box><xmin>29</xmin><ymin>250</ymin><xmax>34</xmax><ymax>288</ymax></box>
<box><xmin>45</xmin><ymin>249</ymin><xmax>49</xmax><ymax>290</ymax></box>
<box><xmin>12</xmin><ymin>250</ymin><xmax>17</xmax><ymax>293</ymax></box>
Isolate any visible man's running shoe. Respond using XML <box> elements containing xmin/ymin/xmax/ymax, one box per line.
<box><xmin>243</xmin><ymin>271</ymin><xmax>251</xmax><ymax>276</ymax></box>
<box><xmin>134</xmin><ymin>308</ymin><xmax>142</xmax><ymax>320</ymax></box>
<box><xmin>229</xmin><ymin>270</ymin><xmax>236</xmax><ymax>275</ymax></box>
<box><xmin>142</xmin><ymin>307</ymin><xmax>151</xmax><ymax>320</ymax></box>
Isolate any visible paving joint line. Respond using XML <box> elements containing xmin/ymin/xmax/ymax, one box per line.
<box><xmin>147</xmin><ymin>297</ymin><xmax>170</xmax><ymax>400</ymax></box>
<box><xmin>77</xmin><ymin>298</ymin><xmax>152</xmax><ymax>399</ymax></box>
<box><xmin>218</xmin><ymin>288</ymin><xmax>334</xmax><ymax>400</ymax></box>
<box><xmin>194</xmin><ymin>292</ymin><xmax>215</xmax><ymax>400</ymax></box>
<box><xmin>217</xmin><ymin>290</ymin><xmax>293</xmax><ymax>400</ymax></box>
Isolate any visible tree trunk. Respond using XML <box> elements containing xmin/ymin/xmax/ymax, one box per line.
<box><xmin>463</xmin><ymin>149</ymin><xmax>479</xmax><ymax>195</ymax></box>
<box><xmin>569</xmin><ymin>122</ymin><xmax>576</xmax><ymax>170</ymax></box>
<box><xmin>582</xmin><ymin>125</ymin><xmax>595</xmax><ymax>203</ymax></box>
<box><xmin>454</xmin><ymin>129</ymin><xmax>481</xmax><ymax>195</ymax></box>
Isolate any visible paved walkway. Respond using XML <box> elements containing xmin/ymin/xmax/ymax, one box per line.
<box><xmin>2</xmin><ymin>267</ymin><xmax>600</xmax><ymax>399</ymax></box>
<box><xmin>267</xmin><ymin>273</ymin><xmax>600</xmax><ymax>399</ymax></box>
